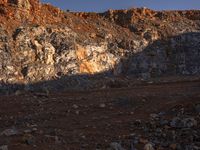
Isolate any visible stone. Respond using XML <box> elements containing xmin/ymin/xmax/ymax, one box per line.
<box><xmin>32</xmin><ymin>128</ymin><xmax>38</xmax><ymax>132</ymax></box>
<box><xmin>150</xmin><ymin>113</ymin><xmax>159</xmax><ymax>120</ymax></box>
<box><xmin>55</xmin><ymin>136</ymin><xmax>61</xmax><ymax>144</ymax></box>
<box><xmin>14</xmin><ymin>90</ymin><xmax>23</xmax><ymax>96</ymax></box>
<box><xmin>195</xmin><ymin>104</ymin><xmax>200</xmax><ymax>113</ymax></box>
<box><xmin>75</xmin><ymin>110</ymin><xmax>80</xmax><ymax>115</ymax></box>
<box><xmin>169</xmin><ymin>144</ymin><xmax>177</xmax><ymax>150</ymax></box>
<box><xmin>110</xmin><ymin>142</ymin><xmax>126</xmax><ymax>150</ymax></box>
<box><xmin>23</xmin><ymin>129</ymin><xmax>32</xmax><ymax>134</ymax></box>
<box><xmin>170</xmin><ymin>117</ymin><xmax>197</xmax><ymax>128</ymax></box>
<box><xmin>0</xmin><ymin>145</ymin><xmax>8</xmax><ymax>150</ymax></box>
<box><xmin>72</xmin><ymin>104</ymin><xmax>79</xmax><ymax>109</ymax></box>
<box><xmin>139</xmin><ymin>138</ymin><xmax>148</xmax><ymax>144</ymax></box>
<box><xmin>144</xmin><ymin>143</ymin><xmax>154</xmax><ymax>150</ymax></box>
<box><xmin>0</xmin><ymin>0</ymin><xmax>7</xmax><ymax>5</ymax></box>
<box><xmin>6</xmin><ymin>0</ymin><xmax>40</xmax><ymax>10</ymax></box>
<box><xmin>159</xmin><ymin>119</ymin><xmax>169</xmax><ymax>126</ymax></box>
<box><xmin>22</xmin><ymin>134</ymin><xmax>35</xmax><ymax>145</ymax></box>
<box><xmin>90</xmin><ymin>33</ymin><xmax>96</xmax><ymax>38</ymax></box>
<box><xmin>170</xmin><ymin>117</ymin><xmax>182</xmax><ymax>128</ymax></box>
<box><xmin>1</xmin><ymin>128</ymin><xmax>19</xmax><ymax>136</ymax></box>
<box><xmin>182</xmin><ymin>117</ymin><xmax>197</xmax><ymax>128</ymax></box>
<box><xmin>99</xmin><ymin>103</ymin><xmax>106</xmax><ymax>108</ymax></box>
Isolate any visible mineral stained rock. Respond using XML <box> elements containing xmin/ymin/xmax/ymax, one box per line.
<box><xmin>0</xmin><ymin>0</ymin><xmax>200</xmax><ymax>91</ymax></box>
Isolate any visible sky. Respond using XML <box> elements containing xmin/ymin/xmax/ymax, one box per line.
<box><xmin>41</xmin><ymin>0</ymin><xmax>200</xmax><ymax>12</ymax></box>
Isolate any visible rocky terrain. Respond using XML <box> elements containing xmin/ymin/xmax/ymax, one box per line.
<box><xmin>0</xmin><ymin>0</ymin><xmax>200</xmax><ymax>150</ymax></box>
<box><xmin>0</xmin><ymin>0</ymin><xmax>200</xmax><ymax>92</ymax></box>
<box><xmin>0</xmin><ymin>80</ymin><xmax>200</xmax><ymax>150</ymax></box>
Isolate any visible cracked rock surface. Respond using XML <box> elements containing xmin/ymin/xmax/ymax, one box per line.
<box><xmin>0</xmin><ymin>1</ymin><xmax>200</xmax><ymax>91</ymax></box>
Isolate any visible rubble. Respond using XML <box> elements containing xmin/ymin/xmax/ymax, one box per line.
<box><xmin>0</xmin><ymin>77</ymin><xmax>200</xmax><ymax>149</ymax></box>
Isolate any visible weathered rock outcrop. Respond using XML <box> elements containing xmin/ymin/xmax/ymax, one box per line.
<box><xmin>0</xmin><ymin>1</ymin><xmax>200</xmax><ymax>92</ymax></box>
<box><xmin>0</xmin><ymin>0</ymin><xmax>39</xmax><ymax>8</ymax></box>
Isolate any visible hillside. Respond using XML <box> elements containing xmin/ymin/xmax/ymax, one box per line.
<box><xmin>0</xmin><ymin>1</ymin><xmax>200</xmax><ymax>150</ymax></box>
<box><xmin>0</xmin><ymin>0</ymin><xmax>200</xmax><ymax>92</ymax></box>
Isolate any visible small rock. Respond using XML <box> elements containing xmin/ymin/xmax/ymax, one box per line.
<box><xmin>144</xmin><ymin>143</ymin><xmax>154</xmax><ymax>150</ymax></box>
<box><xmin>182</xmin><ymin>117</ymin><xmax>197</xmax><ymax>128</ymax></box>
<box><xmin>160</xmin><ymin>119</ymin><xmax>169</xmax><ymax>126</ymax></box>
<box><xmin>0</xmin><ymin>145</ymin><xmax>8</xmax><ymax>150</ymax></box>
<box><xmin>195</xmin><ymin>104</ymin><xmax>200</xmax><ymax>113</ymax></box>
<box><xmin>81</xmin><ymin>135</ymin><xmax>86</xmax><ymax>139</ymax></box>
<box><xmin>15</xmin><ymin>90</ymin><xmax>22</xmax><ymax>96</ymax></box>
<box><xmin>169</xmin><ymin>144</ymin><xmax>177</xmax><ymax>150</ymax></box>
<box><xmin>55</xmin><ymin>136</ymin><xmax>61</xmax><ymax>144</ymax></box>
<box><xmin>158</xmin><ymin>111</ymin><xmax>166</xmax><ymax>116</ymax></box>
<box><xmin>110</xmin><ymin>142</ymin><xmax>125</xmax><ymax>150</ymax></box>
<box><xmin>72</xmin><ymin>104</ymin><xmax>79</xmax><ymax>109</ymax></box>
<box><xmin>139</xmin><ymin>138</ymin><xmax>148</xmax><ymax>144</ymax></box>
<box><xmin>99</xmin><ymin>103</ymin><xmax>106</xmax><ymax>108</ymax></box>
<box><xmin>150</xmin><ymin>113</ymin><xmax>159</xmax><ymax>120</ymax></box>
<box><xmin>32</xmin><ymin>128</ymin><xmax>37</xmax><ymax>132</ymax></box>
<box><xmin>75</xmin><ymin>110</ymin><xmax>80</xmax><ymax>115</ymax></box>
<box><xmin>22</xmin><ymin>134</ymin><xmax>35</xmax><ymax>145</ymax></box>
<box><xmin>170</xmin><ymin>117</ymin><xmax>181</xmax><ymax>128</ymax></box>
<box><xmin>90</xmin><ymin>33</ymin><xmax>96</xmax><ymax>38</ymax></box>
<box><xmin>161</xmin><ymin>141</ymin><xmax>169</xmax><ymax>147</ymax></box>
<box><xmin>170</xmin><ymin>117</ymin><xmax>197</xmax><ymax>128</ymax></box>
<box><xmin>23</xmin><ymin>129</ymin><xmax>32</xmax><ymax>134</ymax></box>
<box><xmin>1</xmin><ymin>128</ymin><xmax>19</xmax><ymax>136</ymax></box>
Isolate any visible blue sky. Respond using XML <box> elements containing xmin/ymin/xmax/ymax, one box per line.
<box><xmin>41</xmin><ymin>0</ymin><xmax>200</xmax><ymax>12</ymax></box>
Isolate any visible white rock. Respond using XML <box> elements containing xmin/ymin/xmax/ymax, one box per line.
<box><xmin>99</xmin><ymin>103</ymin><xmax>106</xmax><ymax>108</ymax></box>
<box><xmin>144</xmin><ymin>143</ymin><xmax>154</xmax><ymax>150</ymax></box>
<box><xmin>1</xmin><ymin>128</ymin><xmax>19</xmax><ymax>136</ymax></box>
<box><xmin>0</xmin><ymin>145</ymin><xmax>8</xmax><ymax>150</ymax></box>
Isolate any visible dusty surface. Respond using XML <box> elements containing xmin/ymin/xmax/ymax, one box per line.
<box><xmin>0</xmin><ymin>79</ymin><xmax>200</xmax><ymax>150</ymax></box>
<box><xmin>0</xmin><ymin>1</ymin><xmax>200</xmax><ymax>150</ymax></box>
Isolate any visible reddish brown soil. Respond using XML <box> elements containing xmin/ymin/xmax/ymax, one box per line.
<box><xmin>0</xmin><ymin>79</ymin><xmax>199</xmax><ymax>149</ymax></box>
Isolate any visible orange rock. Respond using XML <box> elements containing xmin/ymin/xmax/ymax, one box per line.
<box><xmin>0</xmin><ymin>0</ymin><xmax>7</xmax><ymax>5</ymax></box>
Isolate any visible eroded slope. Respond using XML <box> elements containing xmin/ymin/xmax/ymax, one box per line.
<box><xmin>0</xmin><ymin>0</ymin><xmax>200</xmax><ymax>91</ymax></box>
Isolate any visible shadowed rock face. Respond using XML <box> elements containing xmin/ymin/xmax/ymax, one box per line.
<box><xmin>0</xmin><ymin>0</ymin><xmax>200</xmax><ymax>91</ymax></box>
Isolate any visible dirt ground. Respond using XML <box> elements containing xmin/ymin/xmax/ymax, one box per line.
<box><xmin>0</xmin><ymin>79</ymin><xmax>200</xmax><ymax>150</ymax></box>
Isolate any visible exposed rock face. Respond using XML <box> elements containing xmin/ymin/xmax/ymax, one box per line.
<box><xmin>0</xmin><ymin>0</ymin><xmax>7</xmax><ymax>5</ymax></box>
<box><xmin>0</xmin><ymin>26</ymin><xmax>123</xmax><ymax>84</ymax></box>
<box><xmin>0</xmin><ymin>1</ymin><xmax>200</xmax><ymax>91</ymax></box>
<box><xmin>0</xmin><ymin>0</ymin><xmax>39</xmax><ymax>9</ymax></box>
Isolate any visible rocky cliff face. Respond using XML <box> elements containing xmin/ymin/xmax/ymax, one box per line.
<box><xmin>0</xmin><ymin>1</ymin><xmax>200</xmax><ymax>91</ymax></box>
